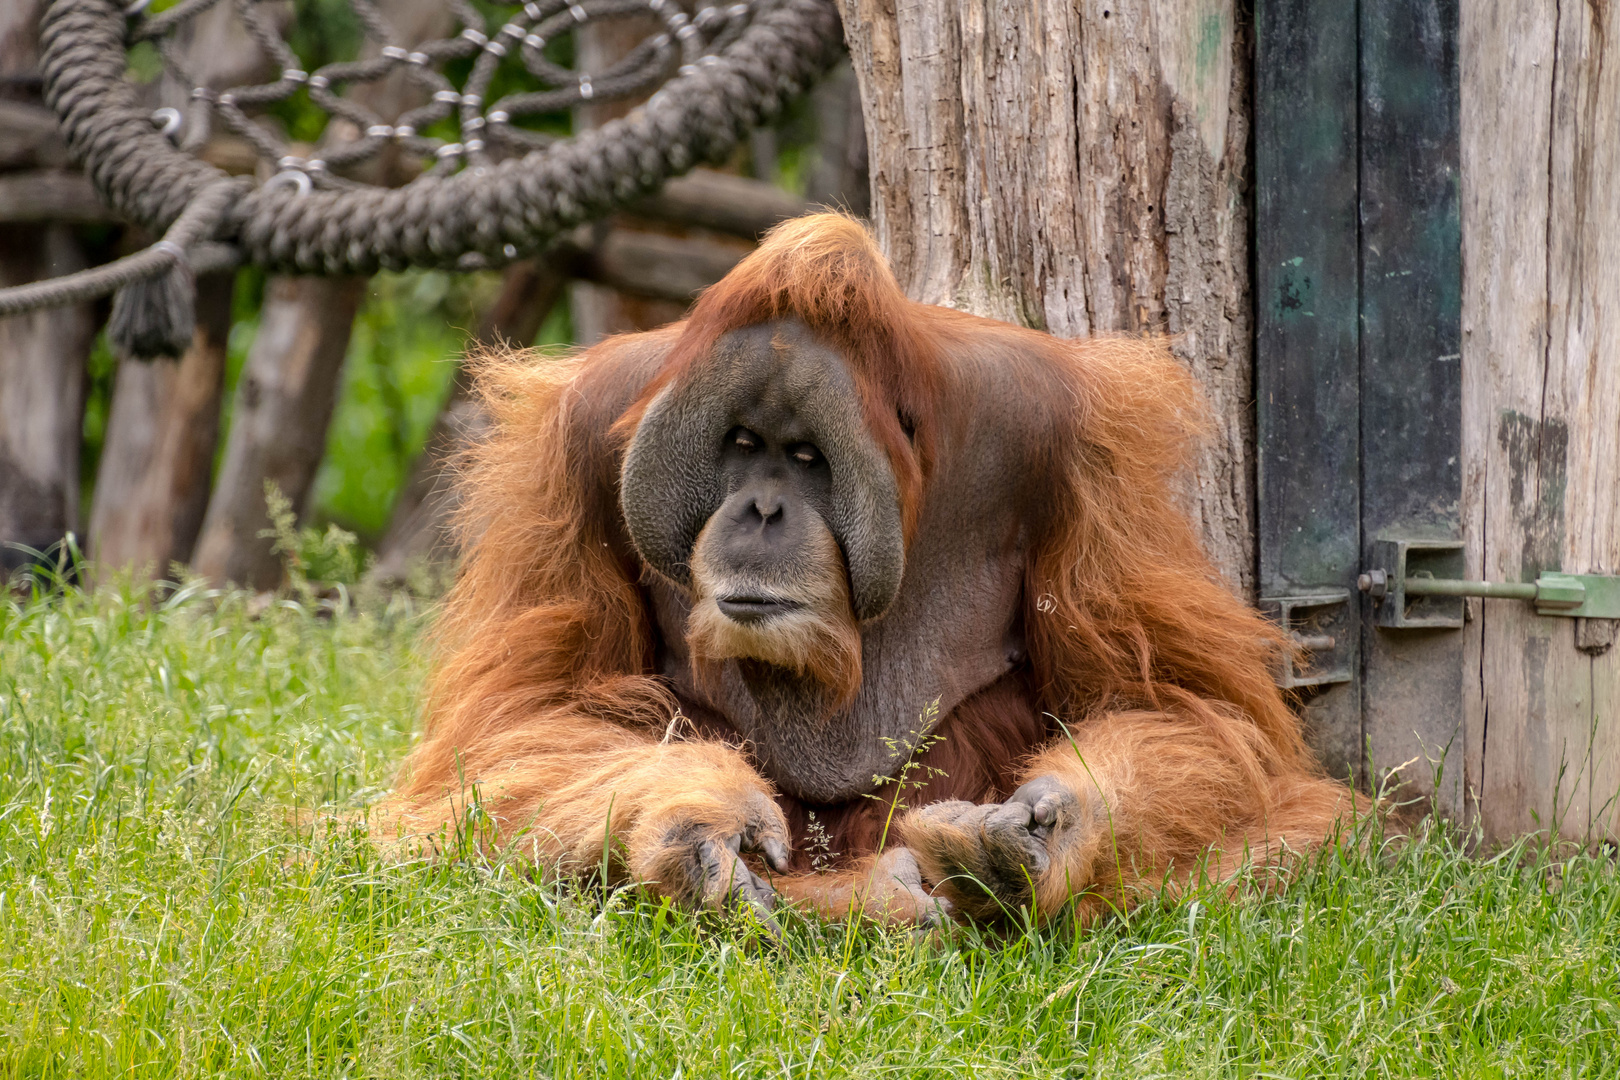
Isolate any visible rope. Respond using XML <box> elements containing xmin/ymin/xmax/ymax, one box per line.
<box><xmin>31</xmin><ymin>0</ymin><xmax>843</xmax><ymax>277</ymax></box>
<box><xmin>0</xmin><ymin>178</ymin><xmax>244</xmax><ymax>317</ymax></box>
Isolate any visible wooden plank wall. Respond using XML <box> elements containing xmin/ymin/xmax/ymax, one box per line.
<box><xmin>1461</xmin><ymin>1</ymin><xmax>1620</xmax><ymax>844</ymax></box>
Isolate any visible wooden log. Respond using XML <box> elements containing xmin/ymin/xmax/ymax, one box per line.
<box><xmin>838</xmin><ymin>0</ymin><xmax>1255</xmax><ymax>596</ymax></box>
<box><xmin>0</xmin><ymin>223</ymin><xmax>97</xmax><ymax>577</ymax></box>
<box><xmin>192</xmin><ymin>0</ymin><xmax>456</xmax><ymax>588</ymax></box>
<box><xmin>88</xmin><ymin>273</ymin><xmax>233</xmax><ymax>577</ymax></box>
<box><xmin>1461</xmin><ymin>0</ymin><xmax>1620</xmax><ymax>844</ymax></box>
<box><xmin>0</xmin><ymin>169</ymin><xmax>114</xmax><ymax>223</ymax></box>
<box><xmin>628</xmin><ymin>169</ymin><xmax>807</xmax><ymax>239</ymax></box>
<box><xmin>0</xmin><ymin>100</ymin><xmax>69</xmax><ymax>171</ymax></box>
<box><xmin>562</xmin><ymin>228</ymin><xmax>751</xmax><ymax>304</ymax></box>
<box><xmin>192</xmin><ymin>275</ymin><xmax>367</xmax><ymax>589</ymax></box>
<box><xmin>0</xmin><ymin>2</ymin><xmax>98</xmax><ymax>580</ymax></box>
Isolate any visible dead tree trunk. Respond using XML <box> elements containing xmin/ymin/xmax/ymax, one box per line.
<box><xmin>193</xmin><ymin>0</ymin><xmax>453</xmax><ymax>589</ymax></box>
<box><xmin>192</xmin><ymin>275</ymin><xmax>366</xmax><ymax>589</ymax></box>
<box><xmin>838</xmin><ymin>1</ymin><xmax>1256</xmax><ymax>595</ymax></box>
<box><xmin>0</xmin><ymin>1</ymin><xmax>98</xmax><ymax>578</ymax></box>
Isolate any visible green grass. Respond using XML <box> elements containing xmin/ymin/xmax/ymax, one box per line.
<box><xmin>1</xmin><ymin>582</ymin><xmax>1617</xmax><ymax>1078</ymax></box>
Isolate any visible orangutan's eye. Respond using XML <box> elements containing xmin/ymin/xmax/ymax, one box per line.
<box><xmin>730</xmin><ymin>428</ymin><xmax>760</xmax><ymax>451</ymax></box>
<box><xmin>790</xmin><ymin>443</ymin><xmax>822</xmax><ymax>466</ymax></box>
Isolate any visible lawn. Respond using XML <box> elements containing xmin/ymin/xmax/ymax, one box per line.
<box><xmin>0</xmin><ymin>580</ymin><xmax>1616</xmax><ymax>1078</ymax></box>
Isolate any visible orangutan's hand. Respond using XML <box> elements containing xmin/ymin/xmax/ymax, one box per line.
<box><xmin>633</xmin><ymin>789</ymin><xmax>793</xmax><ymax>926</ymax></box>
<box><xmin>898</xmin><ymin>776</ymin><xmax>1083</xmax><ymax>921</ymax></box>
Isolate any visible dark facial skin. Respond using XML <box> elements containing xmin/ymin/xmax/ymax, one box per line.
<box><xmin>710</xmin><ymin>420</ymin><xmax>834</xmax><ymax>623</ymax></box>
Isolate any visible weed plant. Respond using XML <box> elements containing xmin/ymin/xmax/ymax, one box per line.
<box><xmin>0</xmin><ymin>578</ymin><xmax>1616</xmax><ymax>1077</ymax></box>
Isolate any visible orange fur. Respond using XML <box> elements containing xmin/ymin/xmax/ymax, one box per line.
<box><xmin>382</xmin><ymin>213</ymin><xmax>1357</xmax><ymax>923</ymax></box>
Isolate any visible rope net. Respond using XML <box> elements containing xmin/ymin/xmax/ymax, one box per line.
<box><xmin>28</xmin><ymin>0</ymin><xmax>841</xmax><ymax>275</ymax></box>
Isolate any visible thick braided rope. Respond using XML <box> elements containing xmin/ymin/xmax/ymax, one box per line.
<box><xmin>0</xmin><ymin>177</ymin><xmax>245</xmax><ymax>316</ymax></box>
<box><xmin>39</xmin><ymin>0</ymin><xmax>843</xmax><ymax>276</ymax></box>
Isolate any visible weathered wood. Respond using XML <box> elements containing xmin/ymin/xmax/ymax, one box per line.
<box><xmin>192</xmin><ymin>276</ymin><xmax>367</xmax><ymax>589</ymax></box>
<box><xmin>0</xmin><ymin>4</ymin><xmax>97</xmax><ymax>578</ymax></box>
<box><xmin>191</xmin><ymin>0</ymin><xmax>454</xmax><ymax>587</ymax></box>
<box><xmin>88</xmin><ymin>273</ymin><xmax>233</xmax><ymax>577</ymax></box>
<box><xmin>1254</xmin><ymin>0</ymin><xmax>1364</xmax><ymax>781</ymax></box>
<box><xmin>0</xmin><ymin>100</ymin><xmax>69</xmax><ymax>171</ymax></box>
<box><xmin>0</xmin><ymin>223</ymin><xmax>96</xmax><ymax>575</ymax></box>
<box><xmin>1358</xmin><ymin>0</ymin><xmax>1464</xmax><ymax>819</ymax></box>
<box><xmin>564</xmin><ymin>228</ymin><xmax>752</xmax><ymax>304</ymax></box>
<box><xmin>1461</xmin><ymin>0</ymin><xmax>1620</xmax><ymax>844</ymax></box>
<box><xmin>0</xmin><ymin>169</ymin><xmax>114</xmax><ymax>223</ymax></box>
<box><xmin>838</xmin><ymin>0</ymin><xmax>1256</xmax><ymax>595</ymax></box>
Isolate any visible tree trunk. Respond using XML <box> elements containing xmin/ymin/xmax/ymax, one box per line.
<box><xmin>838</xmin><ymin>0</ymin><xmax>1255</xmax><ymax>595</ymax></box>
<box><xmin>0</xmin><ymin>2</ymin><xmax>97</xmax><ymax>579</ymax></box>
<box><xmin>0</xmin><ymin>223</ymin><xmax>96</xmax><ymax>576</ymax></box>
<box><xmin>1461</xmin><ymin>0</ymin><xmax>1620</xmax><ymax>844</ymax></box>
<box><xmin>88</xmin><ymin>273</ymin><xmax>234</xmax><ymax>577</ymax></box>
<box><xmin>192</xmin><ymin>0</ymin><xmax>454</xmax><ymax>588</ymax></box>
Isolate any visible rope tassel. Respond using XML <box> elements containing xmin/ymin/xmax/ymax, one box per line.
<box><xmin>107</xmin><ymin>240</ymin><xmax>196</xmax><ymax>359</ymax></box>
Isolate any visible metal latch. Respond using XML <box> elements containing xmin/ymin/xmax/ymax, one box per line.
<box><xmin>1358</xmin><ymin>538</ymin><xmax>1620</xmax><ymax>627</ymax></box>
<box><xmin>1258</xmin><ymin>590</ymin><xmax>1353</xmax><ymax>687</ymax></box>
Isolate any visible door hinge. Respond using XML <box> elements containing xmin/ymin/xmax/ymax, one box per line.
<box><xmin>1358</xmin><ymin>538</ymin><xmax>1620</xmax><ymax>626</ymax></box>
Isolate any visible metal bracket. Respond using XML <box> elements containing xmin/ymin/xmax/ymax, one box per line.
<box><xmin>1358</xmin><ymin>538</ymin><xmax>1620</xmax><ymax>623</ymax></box>
<box><xmin>1259</xmin><ymin>590</ymin><xmax>1353</xmax><ymax>687</ymax></box>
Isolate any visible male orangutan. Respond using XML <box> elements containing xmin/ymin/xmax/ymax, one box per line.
<box><xmin>385</xmin><ymin>213</ymin><xmax>1354</xmax><ymax>926</ymax></box>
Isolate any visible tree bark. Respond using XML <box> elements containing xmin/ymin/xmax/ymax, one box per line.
<box><xmin>88</xmin><ymin>273</ymin><xmax>234</xmax><ymax>577</ymax></box>
<box><xmin>192</xmin><ymin>0</ymin><xmax>454</xmax><ymax>588</ymax></box>
<box><xmin>1460</xmin><ymin>0</ymin><xmax>1620</xmax><ymax>844</ymax></box>
<box><xmin>838</xmin><ymin>0</ymin><xmax>1255</xmax><ymax>595</ymax></box>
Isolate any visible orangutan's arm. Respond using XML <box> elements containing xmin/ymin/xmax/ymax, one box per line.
<box><xmin>899</xmin><ymin>710</ymin><xmax>1354</xmax><ymax>923</ymax></box>
<box><xmin>387</xmin><ymin>711</ymin><xmax>792</xmax><ymax>913</ymax></box>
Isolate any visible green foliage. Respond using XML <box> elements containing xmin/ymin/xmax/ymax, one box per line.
<box><xmin>1</xmin><ymin>587</ymin><xmax>1617</xmax><ymax>1078</ymax></box>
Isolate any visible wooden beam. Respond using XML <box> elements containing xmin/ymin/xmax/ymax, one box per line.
<box><xmin>0</xmin><ymin>169</ymin><xmax>116</xmax><ymax>224</ymax></box>
<box><xmin>560</xmin><ymin>228</ymin><xmax>750</xmax><ymax>303</ymax></box>
<box><xmin>628</xmin><ymin>169</ymin><xmax>807</xmax><ymax>239</ymax></box>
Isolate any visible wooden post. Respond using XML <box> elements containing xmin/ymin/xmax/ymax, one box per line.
<box><xmin>837</xmin><ymin>0</ymin><xmax>1256</xmax><ymax>595</ymax></box>
<box><xmin>193</xmin><ymin>0</ymin><xmax>453</xmax><ymax>588</ymax></box>
<box><xmin>0</xmin><ymin>0</ymin><xmax>97</xmax><ymax>578</ymax></box>
<box><xmin>88</xmin><ymin>0</ymin><xmax>269</xmax><ymax>578</ymax></box>
<box><xmin>89</xmin><ymin>273</ymin><xmax>234</xmax><ymax>576</ymax></box>
<box><xmin>1461</xmin><ymin>0</ymin><xmax>1620</xmax><ymax>844</ymax></box>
